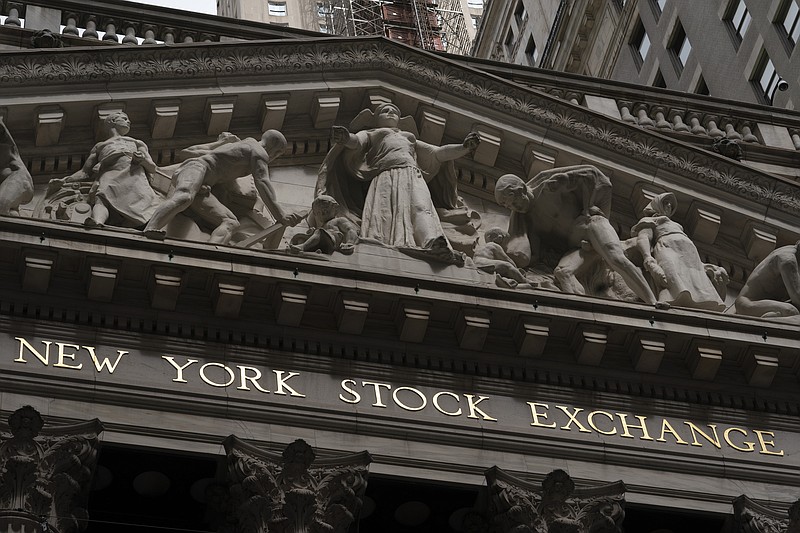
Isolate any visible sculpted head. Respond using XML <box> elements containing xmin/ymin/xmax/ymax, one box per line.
<box><xmin>643</xmin><ymin>192</ymin><xmax>677</xmax><ymax>218</ymax></box>
<box><xmin>484</xmin><ymin>227</ymin><xmax>509</xmax><ymax>246</ymax></box>
<box><xmin>373</xmin><ymin>103</ymin><xmax>401</xmax><ymax>128</ymax></box>
<box><xmin>311</xmin><ymin>194</ymin><xmax>339</xmax><ymax>222</ymax></box>
<box><xmin>9</xmin><ymin>405</ymin><xmax>44</xmax><ymax>439</ymax></box>
<box><xmin>261</xmin><ymin>129</ymin><xmax>288</xmax><ymax>160</ymax></box>
<box><xmin>103</xmin><ymin>112</ymin><xmax>131</xmax><ymax>135</ymax></box>
<box><xmin>494</xmin><ymin>174</ymin><xmax>530</xmax><ymax>213</ymax></box>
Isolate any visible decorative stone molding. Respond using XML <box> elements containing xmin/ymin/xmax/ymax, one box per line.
<box><xmin>522</xmin><ymin>143</ymin><xmax>557</xmax><ymax>180</ymax></box>
<box><xmin>632</xmin><ymin>333</ymin><xmax>666</xmax><ymax>374</ymax></box>
<box><xmin>417</xmin><ymin>105</ymin><xmax>448</xmax><ymax>145</ymax></box>
<box><xmin>93</xmin><ymin>104</ymin><xmax>125</xmax><ymax>141</ymax></box>
<box><xmin>213</xmin><ymin>275</ymin><xmax>247</xmax><ymax>318</ymax></box>
<box><xmin>361</xmin><ymin>88</ymin><xmax>394</xmax><ymax>111</ymax></box>
<box><xmin>260</xmin><ymin>94</ymin><xmax>289</xmax><ymax>132</ymax></box>
<box><xmin>455</xmin><ymin>308</ymin><xmax>491</xmax><ymax>351</ymax></box>
<box><xmin>513</xmin><ymin>317</ymin><xmax>549</xmax><ymax>357</ymax></box>
<box><xmin>273</xmin><ymin>284</ymin><xmax>309</xmax><ymax>327</ymax></box>
<box><xmin>87</xmin><ymin>262</ymin><xmax>119</xmax><ymax>302</ymax></box>
<box><xmin>34</xmin><ymin>106</ymin><xmax>65</xmax><ymax>147</ymax></box>
<box><xmin>312</xmin><ymin>93</ymin><xmax>341</xmax><ymax>130</ymax></box>
<box><xmin>743</xmin><ymin>349</ymin><xmax>780</xmax><ymax>388</ymax></box>
<box><xmin>741</xmin><ymin>222</ymin><xmax>777</xmax><ymax>264</ymax></box>
<box><xmin>396</xmin><ymin>301</ymin><xmax>432</xmax><ymax>343</ymax></box>
<box><xmin>486</xmin><ymin>467</ymin><xmax>625</xmax><ymax>533</ymax></box>
<box><xmin>687</xmin><ymin>340</ymin><xmax>724</xmax><ymax>381</ymax></box>
<box><xmin>0</xmin><ymin>40</ymin><xmax>796</xmax><ymax>213</ymax></box>
<box><xmin>334</xmin><ymin>291</ymin><xmax>370</xmax><ymax>335</ymax></box>
<box><xmin>471</xmin><ymin>124</ymin><xmax>502</xmax><ymax>167</ymax></box>
<box><xmin>21</xmin><ymin>251</ymin><xmax>56</xmax><ymax>294</ymax></box>
<box><xmin>223</xmin><ymin>437</ymin><xmax>371</xmax><ymax>533</ymax></box>
<box><xmin>686</xmin><ymin>202</ymin><xmax>722</xmax><ymax>245</ymax></box>
<box><xmin>204</xmin><ymin>97</ymin><xmax>236</xmax><ymax>137</ymax></box>
<box><xmin>148</xmin><ymin>266</ymin><xmax>185</xmax><ymax>311</ymax></box>
<box><xmin>572</xmin><ymin>324</ymin><xmax>608</xmax><ymax>366</ymax></box>
<box><xmin>728</xmin><ymin>495</ymin><xmax>800</xmax><ymax>533</ymax></box>
<box><xmin>0</xmin><ymin>406</ymin><xmax>103</xmax><ymax>533</ymax></box>
<box><xmin>150</xmin><ymin>99</ymin><xmax>181</xmax><ymax>140</ymax></box>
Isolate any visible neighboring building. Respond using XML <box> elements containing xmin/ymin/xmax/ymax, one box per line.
<box><xmin>1</xmin><ymin>2</ymin><xmax>800</xmax><ymax>533</ymax></box>
<box><xmin>473</xmin><ymin>0</ymin><xmax>800</xmax><ymax>109</ymax></box>
<box><xmin>218</xmin><ymin>0</ymin><xmax>484</xmax><ymax>55</ymax></box>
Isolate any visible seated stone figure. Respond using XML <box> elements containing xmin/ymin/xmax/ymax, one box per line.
<box><xmin>0</xmin><ymin>118</ymin><xmax>33</xmax><ymax>216</ymax></box>
<box><xmin>48</xmin><ymin>112</ymin><xmax>161</xmax><ymax>228</ymax></box>
<box><xmin>289</xmin><ymin>195</ymin><xmax>359</xmax><ymax>255</ymax></box>
<box><xmin>733</xmin><ymin>241</ymin><xmax>800</xmax><ymax>323</ymax></box>
<box><xmin>474</xmin><ymin>227</ymin><xmax>534</xmax><ymax>289</ymax></box>
<box><xmin>494</xmin><ymin>166</ymin><xmax>664</xmax><ymax>307</ymax></box>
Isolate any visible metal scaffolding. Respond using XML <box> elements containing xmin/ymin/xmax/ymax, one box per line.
<box><xmin>319</xmin><ymin>0</ymin><xmax>472</xmax><ymax>56</ymax></box>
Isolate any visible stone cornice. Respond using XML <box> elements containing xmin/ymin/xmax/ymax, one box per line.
<box><xmin>0</xmin><ymin>38</ymin><xmax>798</xmax><ymax>217</ymax></box>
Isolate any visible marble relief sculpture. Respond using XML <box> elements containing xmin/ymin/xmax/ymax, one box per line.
<box><xmin>632</xmin><ymin>192</ymin><xmax>728</xmax><ymax>311</ymax></box>
<box><xmin>474</xmin><ymin>227</ymin><xmax>544</xmax><ymax>289</ymax></box>
<box><xmin>47</xmin><ymin>112</ymin><xmax>161</xmax><ymax>228</ymax></box>
<box><xmin>0</xmin><ymin>118</ymin><xmax>33</xmax><ymax>216</ymax></box>
<box><xmin>733</xmin><ymin>241</ymin><xmax>800</xmax><ymax>323</ymax></box>
<box><xmin>318</xmin><ymin>103</ymin><xmax>480</xmax><ymax>265</ymax></box>
<box><xmin>289</xmin><ymin>194</ymin><xmax>360</xmax><ymax>255</ymax></box>
<box><xmin>494</xmin><ymin>165</ymin><xmax>664</xmax><ymax>307</ymax></box>
<box><xmin>143</xmin><ymin>129</ymin><xmax>305</xmax><ymax>242</ymax></box>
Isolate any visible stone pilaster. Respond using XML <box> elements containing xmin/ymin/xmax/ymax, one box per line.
<box><xmin>727</xmin><ymin>495</ymin><xmax>800</xmax><ymax>533</ymax></box>
<box><xmin>223</xmin><ymin>437</ymin><xmax>372</xmax><ymax>533</ymax></box>
<box><xmin>0</xmin><ymin>406</ymin><xmax>103</xmax><ymax>533</ymax></box>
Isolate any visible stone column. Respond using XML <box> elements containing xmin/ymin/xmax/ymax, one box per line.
<box><xmin>0</xmin><ymin>406</ymin><xmax>103</xmax><ymax>533</ymax></box>
<box><xmin>727</xmin><ymin>495</ymin><xmax>800</xmax><ymax>533</ymax></box>
<box><xmin>485</xmin><ymin>467</ymin><xmax>626</xmax><ymax>533</ymax></box>
<box><xmin>223</xmin><ymin>437</ymin><xmax>372</xmax><ymax>533</ymax></box>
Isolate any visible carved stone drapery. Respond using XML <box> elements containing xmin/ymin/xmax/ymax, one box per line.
<box><xmin>0</xmin><ymin>406</ymin><xmax>103</xmax><ymax>533</ymax></box>
<box><xmin>486</xmin><ymin>467</ymin><xmax>625</xmax><ymax>533</ymax></box>
<box><xmin>223</xmin><ymin>436</ymin><xmax>372</xmax><ymax>533</ymax></box>
<box><xmin>727</xmin><ymin>495</ymin><xmax>800</xmax><ymax>533</ymax></box>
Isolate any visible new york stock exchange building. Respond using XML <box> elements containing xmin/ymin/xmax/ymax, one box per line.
<box><xmin>1</xmin><ymin>3</ymin><xmax>799</xmax><ymax>533</ymax></box>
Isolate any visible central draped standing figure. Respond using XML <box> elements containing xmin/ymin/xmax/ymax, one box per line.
<box><xmin>316</xmin><ymin>103</ymin><xmax>480</xmax><ymax>264</ymax></box>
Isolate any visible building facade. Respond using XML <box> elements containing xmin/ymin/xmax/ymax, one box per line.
<box><xmin>473</xmin><ymin>0</ymin><xmax>800</xmax><ymax>109</ymax></box>
<box><xmin>0</xmin><ymin>2</ymin><xmax>800</xmax><ymax>533</ymax></box>
<box><xmin>218</xmin><ymin>0</ymin><xmax>484</xmax><ymax>55</ymax></box>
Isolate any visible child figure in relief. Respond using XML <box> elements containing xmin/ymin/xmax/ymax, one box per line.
<box><xmin>289</xmin><ymin>195</ymin><xmax>360</xmax><ymax>255</ymax></box>
<box><xmin>474</xmin><ymin>228</ymin><xmax>536</xmax><ymax>289</ymax></box>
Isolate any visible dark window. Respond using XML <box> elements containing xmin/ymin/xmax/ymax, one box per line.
<box><xmin>669</xmin><ymin>22</ymin><xmax>691</xmax><ymax>72</ymax></box>
<box><xmin>725</xmin><ymin>0</ymin><xmax>751</xmax><ymax>44</ymax></box>
<box><xmin>653</xmin><ymin>69</ymin><xmax>666</xmax><ymax>88</ymax></box>
<box><xmin>752</xmin><ymin>52</ymin><xmax>780</xmax><ymax>103</ymax></box>
<box><xmin>525</xmin><ymin>36</ymin><xmax>538</xmax><ymax>66</ymax></box>
<box><xmin>695</xmin><ymin>75</ymin><xmax>710</xmax><ymax>95</ymax></box>
<box><xmin>630</xmin><ymin>19</ymin><xmax>651</xmax><ymax>67</ymax></box>
<box><xmin>514</xmin><ymin>2</ymin><xmax>527</xmax><ymax>27</ymax></box>
<box><xmin>654</xmin><ymin>0</ymin><xmax>667</xmax><ymax>12</ymax></box>
<box><xmin>779</xmin><ymin>0</ymin><xmax>800</xmax><ymax>45</ymax></box>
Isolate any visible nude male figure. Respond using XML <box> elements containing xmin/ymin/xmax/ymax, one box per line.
<box><xmin>494</xmin><ymin>165</ymin><xmax>663</xmax><ymax>307</ymax></box>
<box><xmin>0</xmin><ymin>118</ymin><xmax>33</xmax><ymax>216</ymax></box>
<box><xmin>143</xmin><ymin>130</ymin><xmax>303</xmax><ymax>242</ymax></box>
<box><xmin>734</xmin><ymin>241</ymin><xmax>800</xmax><ymax>323</ymax></box>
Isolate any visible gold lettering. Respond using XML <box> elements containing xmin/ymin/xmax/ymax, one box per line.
<box><xmin>753</xmin><ymin>430</ymin><xmax>784</xmax><ymax>456</ymax></box>
<box><xmin>433</xmin><ymin>392</ymin><xmax>462</xmax><ymax>416</ymax></box>
<box><xmin>527</xmin><ymin>402</ymin><xmax>556</xmax><ymax>428</ymax></box>
<box><xmin>556</xmin><ymin>405</ymin><xmax>591</xmax><ymax>433</ymax></box>
<box><xmin>199</xmin><ymin>362</ymin><xmax>235</xmax><ymax>387</ymax></box>
<box><xmin>587</xmin><ymin>411</ymin><xmax>617</xmax><ymax>435</ymax></box>
<box><xmin>392</xmin><ymin>387</ymin><xmax>427</xmax><ymax>411</ymax></box>
<box><xmin>617</xmin><ymin>413</ymin><xmax>654</xmax><ymax>441</ymax></box>
<box><xmin>162</xmin><ymin>356</ymin><xmax>198</xmax><ymax>383</ymax></box>
<box><xmin>362</xmin><ymin>381</ymin><xmax>391</xmax><ymax>407</ymax></box>
<box><xmin>53</xmin><ymin>342</ymin><xmax>82</xmax><ymax>370</ymax></box>
<box><xmin>465</xmin><ymin>395</ymin><xmax>497</xmax><ymax>421</ymax></box>
<box><xmin>84</xmin><ymin>346</ymin><xmax>127</xmax><ymax>374</ymax></box>
<box><xmin>339</xmin><ymin>379</ymin><xmax>361</xmax><ymax>404</ymax></box>
<box><xmin>656</xmin><ymin>419</ymin><xmax>689</xmax><ymax>445</ymax></box>
<box><xmin>684</xmin><ymin>422</ymin><xmax>721</xmax><ymax>448</ymax></box>
<box><xmin>273</xmin><ymin>371</ymin><xmax>305</xmax><ymax>397</ymax></box>
<box><xmin>723</xmin><ymin>427</ymin><xmax>755</xmax><ymax>452</ymax></box>
<box><xmin>237</xmin><ymin>366</ymin><xmax>270</xmax><ymax>393</ymax></box>
<box><xmin>14</xmin><ymin>337</ymin><xmax>51</xmax><ymax>365</ymax></box>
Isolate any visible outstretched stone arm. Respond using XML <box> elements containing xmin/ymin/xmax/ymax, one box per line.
<box><xmin>433</xmin><ymin>132</ymin><xmax>480</xmax><ymax>162</ymax></box>
<box><xmin>178</xmin><ymin>132</ymin><xmax>240</xmax><ymax>160</ymax></box>
<box><xmin>331</xmin><ymin>126</ymin><xmax>359</xmax><ymax>150</ymax></box>
<box><xmin>251</xmin><ymin>157</ymin><xmax>302</xmax><ymax>227</ymax></box>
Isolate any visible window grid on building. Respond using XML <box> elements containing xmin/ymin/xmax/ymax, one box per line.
<box><xmin>669</xmin><ymin>23</ymin><xmax>691</xmax><ymax>71</ymax></box>
<box><xmin>727</xmin><ymin>0</ymin><xmax>752</xmax><ymax>41</ymax></box>
<box><xmin>780</xmin><ymin>0</ymin><xmax>800</xmax><ymax>45</ymax></box>
<box><xmin>526</xmin><ymin>36</ymin><xmax>538</xmax><ymax>66</ymax></box>
<box><xmin>268</xmin><ymin>1</ymin><xmax>287</xmax><ymax>16</ymax></box>
<box><xmin>754</xmin><ymin>53</ymin><xmax>780</xmax><ymax>103</ymax></box>
<box><xmin>631</xmin><ymin>19</ymin><xmax>651</xmax><ymax>68</ymax></box>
